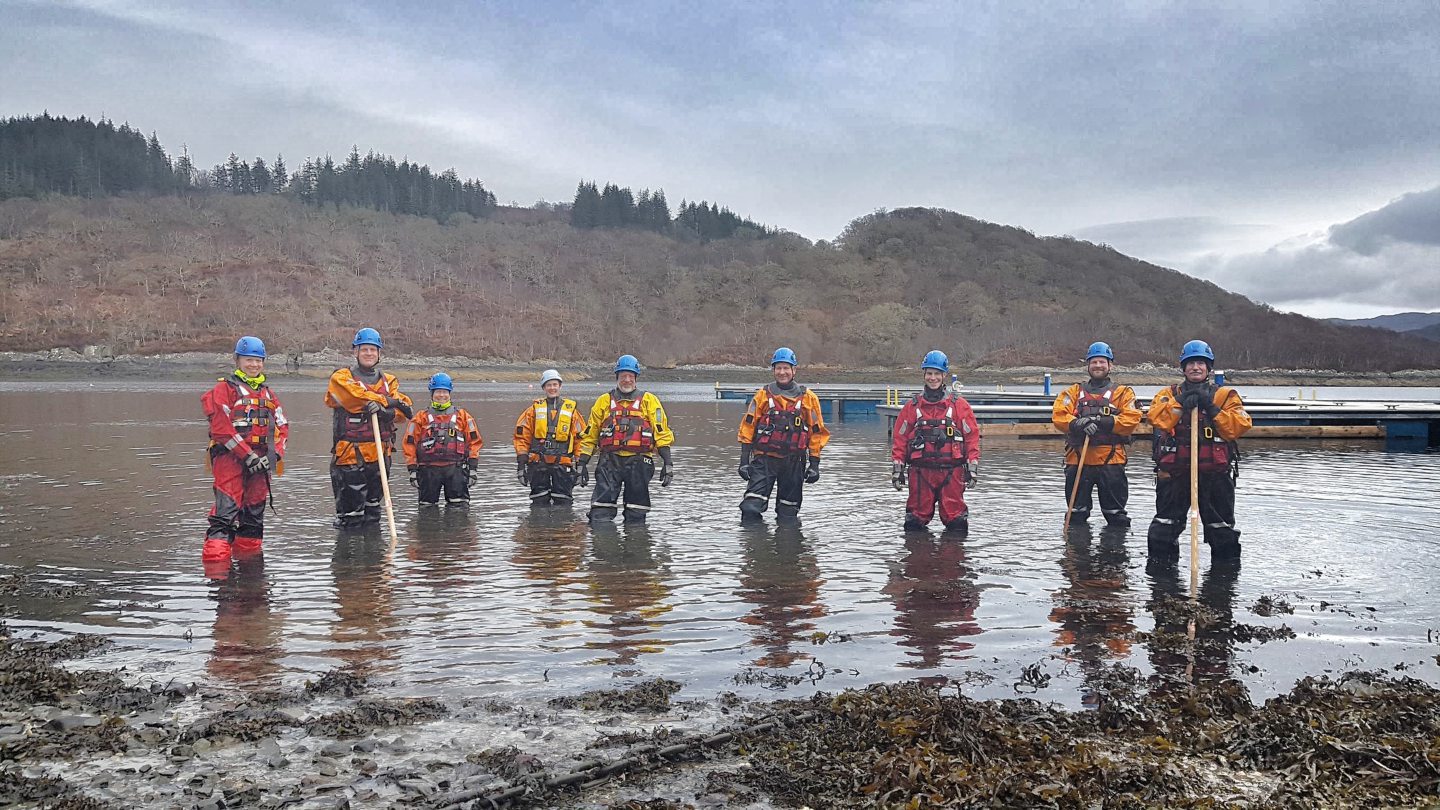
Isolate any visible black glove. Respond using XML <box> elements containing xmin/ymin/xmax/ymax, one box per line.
<box><xmin>738</xmin><ymin>445</ymin><xmax>753</xmax><ymax>481</ymax></box>
<box><xmin>1068</xmin><ymin>417</ymin><xmax>1090</xmax><ymax>439</ymax></box>
<box><xmin>891</xmin><ymin>461</ymin><xmax>906</xmax><ymax>490</ymax></box>
<box><xmin>407</xmin><ymin>465</ymin><xmax>419</xmax><ymax>488</ymax></box>
<box><xmin>1179</xmin><ymin>390</ymin><xmax>1204</xmax><ymax>413</ymax></box>
<box><xmin>515</xmin><ymin>454</ymin><xmax>529</xmax><ymax>487</ymax></box>
<box><xmin>244</xmin><ymin>453</ymin><xmax>270</xmax><ymax>474</ymax></box>
<box><xmin>659</xmin><ymin>462</ymin><xmax>674</xmax><ymax>487</ymax></box>
<box><xmin>1096</xmin><ymin>415</ymin><xmax>1115</xmax><ymax>432</ymax></box>
<box><xmin>466</xmin><ymin>457</ymin><xmax>479</xmax><ymax>471</ymax></box>
<box><xmin>1083</xmin><ymin>418</ymin><xmax>1101</xmax><ymax>437</ymax></box>
<box><xmin>387</xmin><ymin>397</ymin><xmax>414</xmax><ymax>419</ymax></box>
<box><xmin>363</xmin><ymin>400</ymin><xmax>383</xmax><ymax>416</ymax></box>
<box><xmin>576</xmin><ymin>455</ymin><xmax>590</xmax><ymax>488</ymax></box>
<box><xmin>804</xmin><ymin>456</ymin><xmax>820</xmax><ymax>484</ymax></box>
<box><xmin>964</xmin><ymin>462</ymin><xmax>977</xmax><ymax>486</ymax></box>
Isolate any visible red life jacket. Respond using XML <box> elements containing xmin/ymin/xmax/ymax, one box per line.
<box><xmin>334</xmin><ymin>374</ymin><xmax>396</xmax><ymax>447</ymax></box>
<box><xmin>1069</xmin><ymin>381</ymin><xmax>1129</xmax><ymax>448</ymax></box>
<box><xmin>415</xmin><ymin>410</ymin><xmax>468</xmax><ymax>464</ymax></box>
<box><xmin>752</xmin><ymin>386</ymin><xmax>811</xmax><ymax>457</ymax></box>
<box><xmin>598</xmin><ymin>392</ymin><xmax>655</xmax><ymax>453</ymax></box>
<box><xmin>204</xmin><ymin>378</ymin><xmax>279</xmax><ymax>454</ymax></box>
<box><xmin>1152</xmin><ymin>385</ymin><xmax>1234</xmax><ymax>473</ymax></box>
<box><xmin>905</xmin><ymin>395</ymin><xmax>967</xmax><ymax>467</ymax></box>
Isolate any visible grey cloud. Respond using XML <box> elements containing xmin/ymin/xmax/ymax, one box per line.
<box><xmin>1328</xmin><ymin>186</ymin><xmax>1440</xmax><ymax>255</ymax></box>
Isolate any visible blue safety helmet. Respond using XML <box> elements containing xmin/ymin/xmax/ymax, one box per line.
<box><xmin>428</xmin><ymin>372</ymin><xmax>454</xmax><ymax>392</ymax></box>
<box><xmin>353</xmin><ymin>327</ymin><xmax>382</xmax><ymax>349</ymax></box>
<box><xmin>234</xmin><ymin>336</ymin><xmax>266</xmax><ymax>359</ymax></box>
<box><xmin>1179</xmin><ymin>339</ymin><xmax>1214</xmax><ymax>367</ymax></box>
<box><xmin>770</xmin><ymin>347</ymin><xmax>798</xmax><ymax>367</ymax></box>
<box><xmin>614</xmin><ymin>354</ymin><xmax>642</xmax><ymax>376</ymax></box>
<box><xmin>921</xmin><ymin>350</ymin><xmax>949</xmax><ymax>373</ymax></box>
<box><xmin>1086</xmin><ymin>341</ymin><xmax>1114</xmax><ymax>361</ymax></box>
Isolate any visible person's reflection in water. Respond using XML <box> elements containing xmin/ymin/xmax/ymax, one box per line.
<box><xmin>405</xmin><ymin>506</ymin><xmax>477</xmax><ymax>592</ymax></box>
<box><xmin>882</xmin><ymin>530</ymin><xmax>980</xmax><ymax>670</ymax></box>
<box><xmin>582</xmin><ymin>522</ymin><xmax>673</xmax><ymax>672</ymax></box>
<box><xmin>1049</xmin><ymin>525</ymin><xmax>1136</xmax><ymax>703</ymax></box>
<box><xmin>510</xmin><ymin>508</ymin><xmax>588</xmax><ymax>629</ymax></box>
<box><xmin>735</xmin><ymin>523</ymin><xmax>826</xmax><ymax>668</ymax></box>
<box><xmin>330</xmin><ymin>526</ymin><xmax>399</xmax><ymax>676</ymax></box>
<box><xmin>1145</xmin><ymin>551</ymin><xmax>1242</xmax><ymax>688</ymax></box>
<box><xmin>207</xmin><ymin>555</ymin><xmax>285</xmax><ymax>687</ymax></box>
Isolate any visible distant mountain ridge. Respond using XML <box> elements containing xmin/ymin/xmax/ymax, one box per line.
<box><xmin>1</xmin><ymin>195</ymin><xmax>1436</xmax><ymax>371</ymax></box>
<box><xmin>1326</xmin><ymin>312</ymin><xmax>1440</xmax><ymax>332</ymax></box>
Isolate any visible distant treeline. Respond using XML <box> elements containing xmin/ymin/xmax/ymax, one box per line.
<box><xmin>0</xmin><ymin>114</ymin><xmax>773</xmax><ymax>235</ymax></box>
<box><xmin>569</xmin><ymin>180</ymin><xmax>773</xmax><ymax>242</ymax></box>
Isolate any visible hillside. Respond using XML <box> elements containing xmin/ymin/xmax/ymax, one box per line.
<box><xmin>0</xmin><ymin>195</ymin><xmax>1435</xmax><ymax>371</ymax></box>
<box><xmin>1409</xmin><ymin>322</ymin><xmax>1440</xmax><ymax>342</ymax></box>
<box><xmin>1326</xmin><ymin>312</ymin><xmax>1440</xmax><ymax>332</ymax></box>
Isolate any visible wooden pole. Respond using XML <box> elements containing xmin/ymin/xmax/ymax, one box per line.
<box><xmin>1188</xmin><ymin>407</ymin><xmax>1201</xmax><ymax>598</ymax></box>
<box><xmin>1063</xmin><ymin>434</ymin><xmax>1091</xmax><ymax>535</ymax></box>
<box><xmin>371</xmin><ymin>412</ymin><xmax>400</xmax><ymax>549</ymax></box>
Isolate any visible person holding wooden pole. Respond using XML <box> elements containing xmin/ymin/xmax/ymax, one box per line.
<box><xmin>1145</xmin><ymin>340</ymin><xmax>1251</xmax><ymax>559</ymax></box>
<box><xmin>1051</xmin><ymin>341</ymin><xmax>1142</xmax><ymax>530</ymax></box>
<box><xmin>325</xmin><ymin>328</ymin><xmax>413</xmax><ymax>529</ymax></box>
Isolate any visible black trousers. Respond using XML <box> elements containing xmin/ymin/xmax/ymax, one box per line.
<box><xmin>1064</xmin><ymin>463</ymin><xmax>1130</xmax><ymax>526</ymax></box>
<box><xmin>588</xmin><ymin>453</ymin><xmax>653</xmax><ymax>522</ymax></box>
<box><xmin>529</xmin><ymin>463</ymin><xmax>576</xmax><ymax>506</ymax></box>
<box><xmin>331</xmin><ymin>458</ymin><xmax>389</xmax><ymax>526</ymax></box>
<box><xmin>1147</xmin><ymin>470</ymin><xmax>1240</xmax><ymax>549</ymax></box>
<box><xmin>418</xmin><ymin>464</ymin><xmax>469</xmax><ymax>505</ymax></box>
<box><xmin>740</xmin><ymin>453</ymin><xmax>806</xmax><ymax>521</ymax></box>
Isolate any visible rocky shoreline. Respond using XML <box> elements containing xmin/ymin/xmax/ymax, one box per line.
<box><xmin>4</xmin><ymin>570</ymin><xmax>1439</xmax><ymax>809</ymax></box>
<box><xmin>4</xmin><ymin>348</ymin><xmax>1440</xmax><ymax>387</ymax></box>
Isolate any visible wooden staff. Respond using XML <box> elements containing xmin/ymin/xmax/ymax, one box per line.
<box><xmin>371</xmin><ymin>412</ymin><xmax>400</xmax><ymax>549</ymax></box>
<box><xmin>1063</xmin><ymin>434</ymin><xmax>1091</xmax><ymax>534</ymax></box>
<box><xmin>1188</xmin><ymin>407</ymin><xmax>1201</xmax><ymax>598</ymax></box>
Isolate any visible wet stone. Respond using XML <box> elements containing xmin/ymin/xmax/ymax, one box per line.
<box><xmin>321</xmin><ymin>740</ymin><xmax>350</xmax><ymax>757</ymax></box>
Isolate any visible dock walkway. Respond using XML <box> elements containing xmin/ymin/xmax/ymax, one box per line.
<box><xmin>712</xmin><ymin>383</ymin><xmax>1440</xmax><ymax>448</ymax></box>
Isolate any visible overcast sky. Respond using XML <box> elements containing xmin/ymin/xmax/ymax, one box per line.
<box><xmin>4</xmin><ymin>0</ymin><xmax>1439</xmax><ymax>317</ymax></box>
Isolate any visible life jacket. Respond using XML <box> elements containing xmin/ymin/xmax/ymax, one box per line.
<box><xmin>752</xmin><ymin>385</ymin><xmax>811</xmax><ymax>457</ymax></box>
<box><xmin>415</xmin><ymin>410</ymin><xmax>468</xmax><ymax>464</ymax></box>
<box><xmin>597</xmin><ymin>391</ymin><xmax>655</xmax><ymax>453</ymax></box>
<box><xmin>528</xmin><ymin>397</ymin><xmax>580</xmax><ymax>464</ymax></box>
<box><xmin>1152</xmin><ymin>385</ymin><xmax>1238</xmax><ymax>475</ymax></box>
<box><xmin>333</xmin><ymin>372</ymin><xmax>396</xmax><ymax>448</ymax></box>
<box><xmin>905</xmin><ymin>394</ymin><xmax>967</xmax><ymax>467</ymax></box>
<box><xmin>1068</xmin><ymin>381</ymin><xmax>1130</xmax><ymax>448</ymax></box>
<box><xmin>204</xmin><ymin>377</ymin><xmax>279</xmax><ymax>454</ymax></box>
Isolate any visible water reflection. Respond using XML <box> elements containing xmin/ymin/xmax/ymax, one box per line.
<box><xmin>1050</xmin><ymin>525</ymin><xmax>1135</xmax><ymax>701</ymax></box>
<box><xmin>405</xmin><ymin>508</ymin><xmax>477</xmax><ymax>591</ymax></box>
<box><xmin>207</xmin><ymin>556</ymin><xmax>283</xmax><ymax>687</ymax></box>
<box><xmin>735</xmin><ymin>524</ymin><xmax>826</xmax><ymax>668</ymax></box>
<box><xmin>582</xmin><ymin>523</ymin><xmax>673</xmax><ymax>671</ymax></box>
<box><xmin>330</xmin><ymin>529</ymin><xmax>399</xmax><ymax>676</ymax></box>
<box><xmin>1145</xmin><ymin>554</ymin><xmax>1242</xmax><ymax>686</ymax></box>
<box><xmin>883</xmin><ymin>533</ymin><xmax>981</xmax><ymax>669</ymax></box>
<box><xmin>510</xmin><ymin>508</ymin><xmax>587</xmax><ymax>627</ymax></box>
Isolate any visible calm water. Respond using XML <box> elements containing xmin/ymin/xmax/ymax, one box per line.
<box><xmin>2</xmin><ymin>379</ymin><xmax>1439</xmax><ymax>709</ymax></box>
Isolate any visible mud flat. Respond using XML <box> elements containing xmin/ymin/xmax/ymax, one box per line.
<box><xmin>4</xmin><ymin>349</ymin><xmax>1440</xmax><ymax>388</ymax></box>
<box><xmin>3</xmin><ymin>573</ymin><xmax>1438</xmax><ymax>809</ymax></box>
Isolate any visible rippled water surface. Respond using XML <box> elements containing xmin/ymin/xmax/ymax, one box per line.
<box><xmin>3</xmin><ymin>379</ymin><xmax>1439</xmax><ymax>709</ymax></box>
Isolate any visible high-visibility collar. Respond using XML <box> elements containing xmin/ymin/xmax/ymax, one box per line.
<box><xmin>431</xmin><ymin>402</ymin><xmax>453</xmax><ymax>411</ymax></box>
<box><xmin>232</xmin><ymin>369</ymin><xmax>266</xmax><ymax>389</ymax></box>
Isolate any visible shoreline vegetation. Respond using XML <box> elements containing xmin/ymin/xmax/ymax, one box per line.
<box><xmin>5</xmin><ymin>347</ymin><xmax>1440</xmax><ymax>387</ymax></box>
<box><xmin>3</xmin><ymin>579</ymin><xmax>1439</xmax><ymax>808</ymax></box>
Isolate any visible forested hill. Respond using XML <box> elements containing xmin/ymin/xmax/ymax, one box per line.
<box><xmin>0</xmin><ymin>193</ymin><xmax>1433</xmax><ymax>371</ymax></box>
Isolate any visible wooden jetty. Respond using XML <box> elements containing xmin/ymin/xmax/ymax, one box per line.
<box><xmin>712</xmin><ymin>383</ymin><xmax>1440</xmax><ymax>448</ymax></box>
